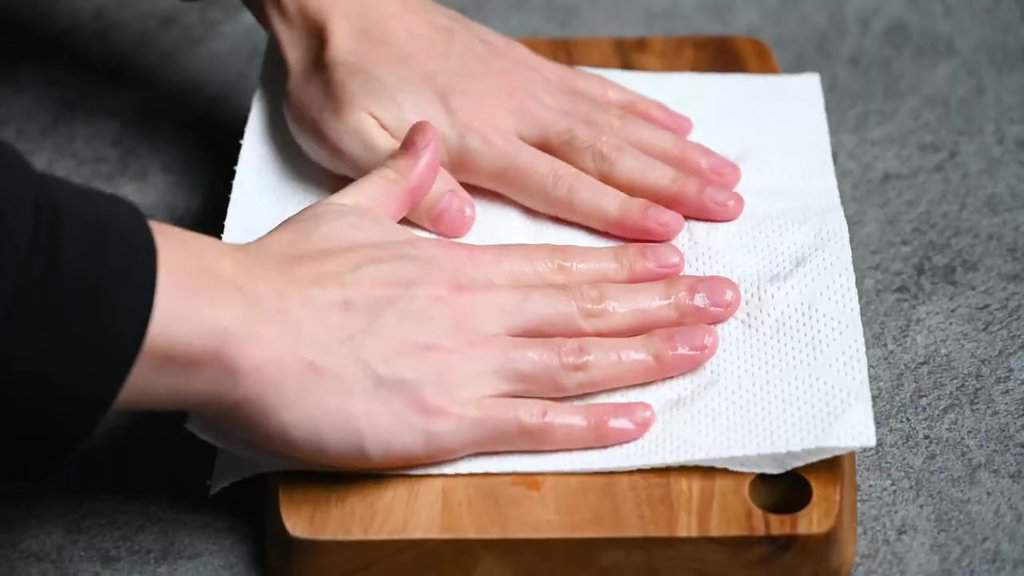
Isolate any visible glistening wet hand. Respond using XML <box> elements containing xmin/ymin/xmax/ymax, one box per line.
<box><xmin>121</xmin><ymin>123</ymin><xmax>740</xmax><ymax>470</ymax></box>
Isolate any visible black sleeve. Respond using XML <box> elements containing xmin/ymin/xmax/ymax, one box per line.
<box><xmin>0</xmin><ymin>141</ymin><xmax>156</xmax><ymax>481</ymax></box>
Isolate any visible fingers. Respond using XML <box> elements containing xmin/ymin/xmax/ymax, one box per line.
<box><xmin>468</xmin><ymin>398</ymin><xmax>655</xmax><ymax>453</ymax></box>
<box><xmin>534</xmin><ymin>124</ymin><xmax>739</xmax><ymax>222</ymax></box>
<box><xmin>568</xmin><ymin>68</ymin><xmax>741</xmax><ymax>191</ymax></box>
<box><xmin>494</xmin><ymin>325</ymin><xmax>717</xmax><ymax>398</ymax></box>
<box><xmin>531</xmin><ymin>118</ymin><xmax>743</xmax><ymax>222</ymax></box>
<box><xmin>570</xmin><ymin>68</ymin><xmax>693</xmax><ymax>136</ymax></box>
<box><xmin>604</xmin><ymin>108</ymin><xmax>743</xmax><ymax>196</ymax></box>
<box><xmin>326</xmin><ymin>121</ymin><xmax>440</xmax><ymax>221</ymax></box>
<box><xmin>543</xmin><ymin>69</ymin><xmax>744</xmax><ymax>221</ymax></box>
<box><xmin>489</xmin><ymin>275</ymin><xmax>740</xmax><ymax>338</ymax></box>
<box><xmin>328</xmin><ymin>113</ymin><xmax>476</xmax><ymax>237</ymax></box>
<box><xmin>482</xmin><ymin>142</ymin><xmax>685</xmax><ymax>241</ymax></box>
<box><xmin>405</xmin><ymin>168</ymin><xmax>476</xmax><ymax>237</ymax></box>
<box><xmin>455</xmin><ymin>242</ymin><xmax>684</xmax><ymax>286</ymax></box>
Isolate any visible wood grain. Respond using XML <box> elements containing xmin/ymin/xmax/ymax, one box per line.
<box><xmin>268</xmin><ymin>36</ymin><xmax>855</xmax><ymax>576</ymax></box>
<box><xmin>521</xmin><ymin>36</ymin><xmax>780</xmax><ymax>72</ymax></box>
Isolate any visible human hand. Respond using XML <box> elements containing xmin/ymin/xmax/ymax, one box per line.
<box><xmin>252</xmin><ymin>0</ymin><xmax>743</xmax><ymax>241</ymax></box>
<box><xmin>120</xmin><ymin>123</ymin><xmax>740</xmax><ymax>470</ymax></box>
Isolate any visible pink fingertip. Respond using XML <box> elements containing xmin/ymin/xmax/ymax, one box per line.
<box><xmin>705</xmin><ymin>155</ymin><xmax>742</xmax><ymax>186</ymax></box>
<box><xmin>667</xmin><ymin>325</ymin><xmax>716</xmax><ymax>355</ymax></box>
<box><xmin>672</xmin><ymin>113</ymin><xmax>694</xmax><ymax>136</ymax></box>
<box><xmin>645</xmin><ymin>205</ymin><xmax>685</xmax><ymax>238</ymax></box>
<box><xmin>431</xmin><ymin>189</ymin><xmax>476</xmax><ymax>237</ymax></box>
<box><xmin>399</xmin><ymin>121</ymin><xmax>436</xmax><ymax>153</ymax></box>
<box><xmin>696</xmin><ymin>276</ymin><xmax>741</xmax><ymax>312</ymax></box>
<box><xmin>705</xmin><ymin>186</ymin><xmax>743</xmax><ymax>210</ymax></box>
<box><xmin>699</xmin><ymin>186</ymin><xmax>745</xmax><ymax>221</ymax></box>
<box><xmin>644</xmin><ymin>244</ymin><xmax>684</xmax><ymax>272</ymax></box>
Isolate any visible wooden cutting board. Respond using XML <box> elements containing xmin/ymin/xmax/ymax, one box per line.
<box><xmin>266</xmin><ymin>36</ymin><xmax>857</xmax><ymax>576</ymax></box>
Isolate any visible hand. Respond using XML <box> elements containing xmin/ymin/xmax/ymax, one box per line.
<box><xmin>120</xmin><ymin>123</ymin><xmax>740</xmax><ymax>470</ymax></box>
<box><xmin>252</xmin><ymin>0</ymin><xmax>744</xmax><ymax>241</ymax></box>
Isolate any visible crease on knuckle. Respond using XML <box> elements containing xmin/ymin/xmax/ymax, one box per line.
<box><xmin>650</xmin><ymin>332</ymin><xmax>675</xmax><ymax>371</ymax></box>
<box><xmin>552</xmin><ymin>125</ymin><xmax>618</xmax><ymax>183</ymax></box>
<box><xmin>669</xmin><ymin>278</ymin><xmax>692</xmax><ymax>322</ymax></box>
<box><xmin>540</xmin><ymin>244</ymin><xmax>578</xmax><ymax>284</ymax></box>
<box><xmin>586</xmin><ymin>133</ymin><xmax>620</xmax><ymax>181</ymax></box>
<box><xmin>555</xmin><ymin>338</ymin><xmax>593</xmax><ymax>393</ymax></box>
<box><xmin>517</xmin><ymin>404</ymin><xmax>556</xmax><ymax>438</ymax></box>
<box><xmin>570</xmin><ymin>284</ymin><xmax>610</xmax><ymax>332</ymax></box>
<box><xmin>588</xmin><ymin>74</ymin><xmax>623</xmax><ymax>105</ymax></box>
<box><xmin>546</xmin><ymin>166</ymin><xmax>585</xmax><ymax>213</ymax></box>
<box><xmin>668</xmin><ymin>170</ymin><xmax>696</xmax><ymax>196</ymax></box>
<box><xmin>600</xmin><ymin>108</ymin><xmax>627</xmax><ymax>133</ymax></box>
<box><xmin>616</xmin><ymin>246</ymin><xmax>639</xmax><ymax>280</ymax></box>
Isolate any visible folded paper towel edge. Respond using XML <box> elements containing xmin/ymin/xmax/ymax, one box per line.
<box><xmin>192</xmin><ymin>413</ymin><xmax>867</xmax><ymax>494</ymax></box>
<box><xmin>200</xmin><ymin>440</ymin><xmax>863</xmax><ymax>494</ymax></box>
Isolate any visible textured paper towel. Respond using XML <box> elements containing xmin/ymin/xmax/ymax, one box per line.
<box><xmin>202</xmin><ymin>65</ymin><xmax>875</xmax><ymax>489</ymax></box>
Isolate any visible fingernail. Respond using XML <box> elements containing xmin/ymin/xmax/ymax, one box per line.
<box><xmin>645</xmin><ymin>244</ymin><xmax>683</xmax><ymax>271</ymax></box>
<box><xmin>431</xmin><ymin>190</ymin><xmax>473</xmax><ymax>235</ymax></box>
<box><xmin>668</xmin><ymin>326</ymin><xmax>714</xmax><ymax>354</ymax></box>
<box><xmin>635</xmin><ymin>404</ymin><xmax>655</xmax><ymax>424</ymax></box>
<box><xmin>670</xmin><ymin>112</ymin><xmax>693</xmax><ymax>135</ymax></box>
<box><xmin>400</xmin><ymin>122</ymin><xmax>433</xmax><ymax>153</ymax></box>
<box><xmin>646</xmin><ymin>205</ymin><xmax>685</xmax><ymax>235</ymax></box>
<box><xmin>706</xmin><ymin>156</ymin><xmax>740</xmax><ymax>182</ymax></box>
<box><xmin>695</xmin><ymin>277</ymin><xmax>738</xmax><ymax>310</ymax></box>
<box><xmin>678</xmin><ymin>115</ymin><xmax>693</xmax><ymax>134</ymax></box>
<box><xmin>704</xmin><ymin>186</ymin><xmax>741</xmax><ymax>209</ymax></box>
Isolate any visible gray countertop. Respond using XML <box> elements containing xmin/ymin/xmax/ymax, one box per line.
<box><xmin>1</xmin><ymin>1</ymin><xmax>1021</xmax><ymax>574</ymax></box>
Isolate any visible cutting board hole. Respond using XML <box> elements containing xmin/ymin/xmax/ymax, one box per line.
<box><xmin>747</xmin><ymin>471</ymin><xmax>813</xmax><ymax>515</ymax></box>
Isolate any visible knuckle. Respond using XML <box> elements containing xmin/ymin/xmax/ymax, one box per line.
<box><xmin>650</xmin><ymin>332</ymin><xmax>676</xmax><ymax>370</ymax></box>
<box><xmin>570</xmin><ymin>284</ymin><xmax>611</xmax><ymax>328</ymax></box>
<box><xmin>552</xmin><ymin>125</ymin><xmax>620</xmax><ymax>182</ymax></box>
<box><xmin>516</xmin><ymin>404</ymin><xmax>555</xmax><ymax>438</ymax></box>
<box><xmin>540</xmin><ymin>245</ymin><xmax>577</xmax><ymax>284</ymax></box>
<box><xmin>668</xmin><ymin>170</ymin><xmax>697</xmax><ymax>195</ymax></box>
<box><xmin>550</xmin><ymin>125</ymin><xmax>584</xmax><ymax>151</ymax></box>
<box><xmin>554</xmin><ymin>338</ymin><xmax>593</xmax><ymax>391</ymax></box>
<box><xmin>599</xmin><ymin>107</ymin><xmax>628</xmax><ymax>132</ymax></box>
<box><xmin>586</xmin><ymin>73</ymin><xmax>623</xmax><ymax>103</ymax></box>
<box><xmin>616</xmin><ymin>246</ymin><xmax>641</xmax><ymax>279</ymax></box>
<box><xmin>546</xmin><ymin>166</ymin><xmax>585</xmax><ymax>211</ymax></box>
<box><xmin>668</xmin><ymin>278</ymin><xmax>692</xmax><ymax>321</ymax></box>
<box><xmin>587</xmin><ymin>134</ymin><xmax>621</xmax><ymax>180</ymax></box>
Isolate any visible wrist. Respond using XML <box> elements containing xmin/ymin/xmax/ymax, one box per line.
<box><xmin>117</xmin><ymin>223</ymin><xmax>249</xmax><ymax>413</ymax></box>
<box><xmin>250</xmin><ymin>0</ymin><xmax>331</xmax><ymax>70</ymax></box>
<box><xmin>253</xmin><ymin>0</ymin><xmax>415</xmax><ymax>72</ymax></box>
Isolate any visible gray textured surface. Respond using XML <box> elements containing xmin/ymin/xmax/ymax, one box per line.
<box><xmin>1</xmin><ymin>0</ymin><xmax>1022</xmax><ymax>574</ymax></box>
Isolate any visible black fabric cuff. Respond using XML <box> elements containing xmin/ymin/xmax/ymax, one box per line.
<box><xmin>0</xmin><ymin>143</ymin><xmax>156</xmax><ymax>480</ymax></box>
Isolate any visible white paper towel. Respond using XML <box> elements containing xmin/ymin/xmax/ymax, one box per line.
<box><xmin>202</xmin><ymin>64</ymin><xmax>875</xmax><ymax>489</ymax></box>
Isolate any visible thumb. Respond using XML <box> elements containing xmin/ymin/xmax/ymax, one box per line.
<box><xmin>324</xmin><ymin>121</ymin><xmax>440</xmax><ymax>222</ymax></box>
